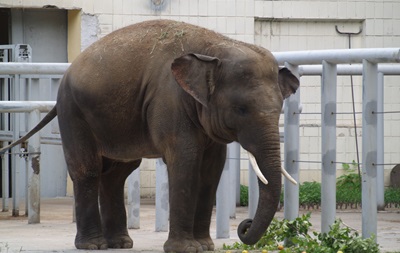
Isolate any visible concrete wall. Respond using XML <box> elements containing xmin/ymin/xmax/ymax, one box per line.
<box><xmin>1</xmin><ymin>0</ymin><xmax>399</xmax><ymax>197</ymax></box>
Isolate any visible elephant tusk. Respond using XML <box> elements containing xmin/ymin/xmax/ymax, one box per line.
<box><xmin>247</xmin><ymin>152</ymin><xmax>269</xmax><ymax>185</ymax></box>
<box><xmin>281</xmin><ymin>167</ymin><xmax>298</xmax><ymax>185</ymax></box>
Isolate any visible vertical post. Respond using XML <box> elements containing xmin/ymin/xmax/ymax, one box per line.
<box><xmin>127</xmin><ymin>168</ymin><xmax>140</xmax><ymax>229</ymax></box>
<box><xmin>283</xmin><ymin>63</ymin><xmax>300</xmax><ymax>221</ymax></box>
<box><xmin>216</xmin><ymin>155</ymin><xmax>230</xmax><ymax>238</ymax></box>
<box><xmin>321</xmin><ymin>61</ymin><xmax>337</xmax><ymax>233</ymax></box>
<box><xmin>11</xmin><ymin>74</ymin><xmax>21</xmax><ymax>217</ymax></box>
<box><xmin>155</xmin><ymin>159</ymin><xmax>169</xmax><ymax>232</ymax></box>
<box><xmin>235</xmin><ymin>148</ymin><xmax>241</xmax><ymax>206</ymax></box>
<box><xmin>27</xmin><ymin>109</ymin><xmax>40</xmax><ymax>224</ymax></box>
<box><xmin>376</xmin><ymin>72</ymin><xmax>385</xmax><ymax>211</ymax></box>
<box><xmin>228</xmin><ymin>142</ymin><xmax>240</xmax><ymax>218</ymax></box>
<box><xmin>362</xmin><ymin>59</ymin><xmax>378</xmax><ymax>240</ymax></box>
<box><xmin>1</xmin><ymin>74</ymin><xmax>10</xmax><ymax>212</ymax></box>
<box><xmin>1</xmin><ymin>145</ymin><xmax>9</xmax><ymax>212</ymax></box>
<box><xmin>248</xmin><ymin>161</ymin><xmax>259</xmax><ymax>219</ymax></box>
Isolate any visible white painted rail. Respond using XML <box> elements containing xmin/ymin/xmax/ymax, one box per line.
<box><xmin>274</xmin><ymin>48</ymin><xmax>400</xmax><ymax>241</ymax></box>
<box><xmin>0</xmin><ymin>101</ymin><xmax>55</xmax><ymax>224</ymax></box>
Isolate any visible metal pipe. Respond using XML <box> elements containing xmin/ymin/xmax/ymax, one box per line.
<box><xmin>155</xmin><ymin>159</ymin><xmax>169</xmax><ymax>232</ymax></box>
<box><xmin>216</xmin><ymin>154</ymin><xmax>230</xmax><ymax>238</ymax></box>
<box><xmin>283</xmin><ymin>63</ymin><xmax>300</xmax><ymax>222</ymax></box>
<box><xmin>376</xmin><ymin>72</ymin><xmax>385</xmax><ymax>211</ymax></box>
<box><xmin>298</xmin><ymin>64</ymin><xmax>400</xmax><ymax>76</ymax></box>
<box><xmin>0</xmin><ymin>101</ymin><xmax>55</xmax><ymax>113</ymax></box>
<box><xmin>0</xmin><ymin>63</ymin><xmax>69</xmax><ymax>75</ymax></box>
<box><xmin>248</xmin><ymin>159</ymin><xmax>258</xmax><ymax>219</ymax></box>
<box><xmin>11</xmin><ymin>74</ymin><xmax>21</xmax><ymax>217</ymax></box>
<box><xmin>127</xmin><ymin>168</ymin><xmax>141</xmax><ymax>229</ymax></box>
<box><xmin>320</xmin><ymin>61</ymin><xmax>337</xmax><ymax>233</ymax></box>
<box><xmin>228</xmin><ymin>142</ymin><xmax>240</xmax><ymax>218</ymax></box>
<box><xmin>27</xmin><ymin>109</ymin><xmax>40</xmax><ymax>224</ymax></box>
<box><xmin>361</xmin><ymin>60</ymin><xmax>378</xmax><ymax>240</ymax></box>
<box><xmin>274</xmin><ymin>48</ymin><xmax>400</xmax><ymax>65</ymax></box>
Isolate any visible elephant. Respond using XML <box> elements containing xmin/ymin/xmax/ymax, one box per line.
<box><xmin>0</xmin><ymin>19</ymin><xmax>299</xmax><ymax>252</ymax></box>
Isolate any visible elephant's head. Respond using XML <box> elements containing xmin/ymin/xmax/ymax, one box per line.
<box><xmin>171</xmin><ymin>49</ymin><xmax>299</xmax><ymax>245</ymax></box>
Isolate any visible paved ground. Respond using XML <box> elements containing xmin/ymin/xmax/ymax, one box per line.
<box><xmin>0</xmin><ymin>198</ymin><xmax>399</xmax><ymax>252</ymax></box>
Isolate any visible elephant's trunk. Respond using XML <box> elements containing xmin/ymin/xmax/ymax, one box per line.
<box><xmin>237</xmin><ymin>126</ymin><xmax>282</xmax><ymax>245</ymax></box>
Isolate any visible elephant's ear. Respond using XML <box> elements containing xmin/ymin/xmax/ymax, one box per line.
<box><xmin>278</xmin><ymin>67</ymin><xmax>300</xmax><ymax>99</ymax></box>
<box><xmin>171</xmin><ymin>53</ymin><xmax>221</xmax><ymax>107</ymax></box>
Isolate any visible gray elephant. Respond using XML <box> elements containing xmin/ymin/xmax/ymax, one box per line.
<box><xmin>1</xmin><ymin>20</ymin><xmax>299</xmax><ymax>252</ymax></box>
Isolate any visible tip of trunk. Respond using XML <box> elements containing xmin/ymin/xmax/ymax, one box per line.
<box><xmin>237</xmin><ymin>218</ymin><xmax>261</xmax><ymax>245</ymax></box>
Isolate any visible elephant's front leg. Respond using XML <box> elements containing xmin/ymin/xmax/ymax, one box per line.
<box><xmin>193</xmin><ymin>143</ymin><xmax>226</xmax><ymax>251</ymax></box>
<box><xmin>163</xmin><ymin>148</ymin><xmax>204</xmax><ymax>253</ymax></box>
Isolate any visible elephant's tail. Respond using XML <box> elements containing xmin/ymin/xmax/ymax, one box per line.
<box><xmin>0</xmin><ymin>106</ymin><xmax>58</xmax><ymax>154</ymax></box>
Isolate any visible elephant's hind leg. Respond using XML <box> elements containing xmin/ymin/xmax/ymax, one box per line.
<box><xmin>59</xmin><ymin>104</ymin><xmax>107</xmax><ymax>250</ymax></box>
<box><xmin>99</xmin><ymin>158</ymin><xmax>141</xmax><ymax>248</ymax></box>
<box><xmin>65</xmin><ymin>141</ymin><xmax>107</xmax><ymax>249</ymax></box>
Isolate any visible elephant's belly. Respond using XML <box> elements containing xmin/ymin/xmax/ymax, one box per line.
<box><xmin>98</xmin><ymin>133</ymin><xmax>162</xmax><ymax>162</ymax></box>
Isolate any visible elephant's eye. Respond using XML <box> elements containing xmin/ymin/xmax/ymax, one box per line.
<box><xmin>233</xmin><ymin>105</ymin><xmax>248</xmax><ymax>115</ymax></box>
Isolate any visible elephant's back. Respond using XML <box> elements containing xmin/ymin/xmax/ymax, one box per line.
<box><xmin>76</xmin><ymin>20</ymin><xmax>225</xmax><ymax>66</ymax></box>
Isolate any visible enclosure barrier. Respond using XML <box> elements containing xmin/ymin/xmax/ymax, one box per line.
<box><xmin>0</xmin><ymin>101</ymin><xmax>55</xmax><ymax>223</ymax></box>
<box><xmin>0</xmin><ymin>61</ymin><xmax>67</xmax><ymax>217</ymax></box>
<box><xmin>0</xmin><ymin>48</ymin><xmax>400</xmax><ymax>244</ymax></box>
<box><xmin>274</xmin><ymin>48</ymin><xmax>400</xmax><ymax>240</ymax></box>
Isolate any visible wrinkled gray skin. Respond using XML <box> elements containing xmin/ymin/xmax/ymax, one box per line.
<box><xmin>0</xmin><ymin>20</ymin><xmax>299</xmax><ymax>252</ymax></box>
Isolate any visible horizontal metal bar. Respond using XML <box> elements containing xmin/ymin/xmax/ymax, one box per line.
<box><xmin>20</xmin><ymin>74</ymin><xmax>63</xmax><ymax>79</ymax></box>
<box><xmin>1</xmin><ymin>151</ymin><xmax>41</xmax><ymax>156</ymax></box>
<box><xmin>298</xmin><ymin>63</ymin><xmax>400</xmax><ymax>76</ymax></box>
<box><xmin>0</xmin><ymin>63</ymin><xmax>69</xmax><ymax>75</ymax></box>
<box><xmin>274</xmin><ymin>48</ymin><xmax>400</xmax><ymax>65</ymax></box>
<box><xmin>0</xmin><ymin>101</ymin><xmax>55</xmax><ymax>113</ymax></box>
<box><xmin>373</xmin><ymin>111</ymin><xmax>400</xmax><ymax>114</ymax></box>
<box><xmin>0</xmin><ymin>131</ymin><xmax>13</xmax><ymax>142</ymax></box>
<box><xmin>293</xmin><ymin>160</ymin><xmax>322</xmax><ymax>164</ymax></box>
<box><xmin>333</xmin><ymin>112</ymin><xmax>363</xmax><ymax>115</ymax></box>
<box><xmin>294</xmin><ymin>112</ymin><xmax>321</xmax><ymax>115</ymax></box>
<box><xmin>41</xmin><ymin>136</ymin><xmax>62</xmax><ymax>145</ymax></box>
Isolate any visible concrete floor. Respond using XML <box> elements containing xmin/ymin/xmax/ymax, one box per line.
<box><xmin>0</xmin><ymin>198</ymin><xmax>399</xmax><ymax>252</ymax></box>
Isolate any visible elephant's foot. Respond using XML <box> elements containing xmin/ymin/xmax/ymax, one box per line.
<box><xmin>164</xmin><ymin>238</ymin><xmax>203</xmax><ymax>253</ymax></box>
<box><xmin>195</xmin><ymin>237</ymin><xmax>214</xmax><ymax>251</ymax></box>
<box><xmin>75</xmin><ymin>235</ymin><xmax>108</xmax><ymax>250</ymax></box>
<box><xmin>106</xmin><ymin>234</ymin><xmax>133</xmax><ymax>248</ymax></box>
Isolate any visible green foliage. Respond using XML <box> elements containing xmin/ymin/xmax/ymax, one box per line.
<box><xmin>223</xmin><ymin>213</ymin><xmax>380</xmax><ymax>253</ymax></box>
<box><xmin>241</xmin><ymin>160</ymin><xmax>400</xmax><ymax>208</ymax></box>
<box><xmin>385</xmin><ymin>187</ymin><xmax>400</xmax><ymax>206</ymax></box>
<box><xmin>299</xmin><ymin>182</ymin><xmax>321</xmax><ymax>207</ymax></box>
<box><xmin>240</xmin><ymin>185</ymin><xmax>249</xmax><ymax>206</ymax></box>
<box><xmin>336</xmin><ymin>168</ymin><xmax>362</xmax><ymax>206</ymax></box>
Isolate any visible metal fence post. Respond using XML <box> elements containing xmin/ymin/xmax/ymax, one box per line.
<box><xmin>127</xmin><ymin>168</ymin><xmax>140</xmax><ymax>229</ymax></box>
<box><xmin>376</xmin><ymin>72</ymin><xmax>385</xmax><ymax>211</ymax></box>
<box><xmin>228</xmin><ymin>142</ymin><xmax>240</xmax><ymax>218</ymax></box>
<box><xmin>321</xmin><ymin>61</ymin><xmax>337</xmax><ymax>233</ymax></box>
<box><xmin>27</xmin><ymin>109</ymin><xmax>40</xmax><ymax>224</ymax></box>
<box><xmin>362</xmin><ymin>59</ymin><xmax>378</xmax><ymax>240</ymax></box>
<box><xmin>11</xmin><ymin>74</ymin><xmax>21</xmax><ymax>217</ymax></box>
<box><xmin>155</xmin><ymin>159</ymin><xmax>169</xmax><ymax>232</ymax></box>
<box><xmin>283</xmin><ymin>63</ymin><xmax>300</xmax><ymax>221</ymax></box>
<box><xmin>1</xmin><ymin>148</ymin><xmax>9</xmax><ymax>212</ymax></box>
<box><xmin>216</xmin><ymin>154</ymin><xmax>230</xmax><ymax>238</ymax></box>
<box><xmin>248</xmin><ymin>160</ymin><xmax>258</xmax><ymax>219</ymax></box>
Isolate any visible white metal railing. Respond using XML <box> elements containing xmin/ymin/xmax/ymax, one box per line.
<box><xmin>0</xmin><ymin>48</ymin><xmax>399</xmax><ymax>243</ymax></box>
<box><xmin>274</xmin><ymin>48</ymin><xmax>400</xmax><ymax>240</ymax></box>
<box><xmin>0</xmin><ymin>102</ymin><xmax>54</xmax><ymax>223</ymax></box>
